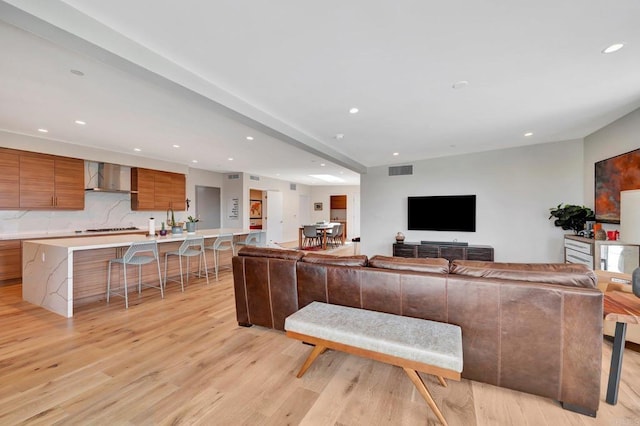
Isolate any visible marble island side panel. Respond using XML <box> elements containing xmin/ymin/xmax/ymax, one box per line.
<box><xmin>23</xmin><ymin>241</ymin><xmax>73</xmax><ymax>318</ymax></box>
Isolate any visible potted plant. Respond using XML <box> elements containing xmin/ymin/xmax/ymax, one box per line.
<box><xmin>168</xmin><ymin>208</ymin><xmax>183</xmax><ymax>234</ymax></box>
<box><xmin>186</xmin><ymin>215</ymin><xmax>199</xmax><ymax>233</ymax></box>
<box><xmin>159</xmin><ymin>222</ymin><xmax>167</xmax><ymax>236</ymax></box>
<box><xmin>548</xmin><ymin>204</ymin><xmax>595</xmax><ymax>234</ymax></box>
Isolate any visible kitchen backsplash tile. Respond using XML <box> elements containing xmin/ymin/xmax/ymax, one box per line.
<box><xmin>0</xmin><ymin>192</ymin><xmax>182</xmax><ymax>236</ymax></box>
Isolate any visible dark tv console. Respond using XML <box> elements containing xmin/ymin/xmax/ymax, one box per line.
<box><xmin>420</xmin><ymin>240</ymin><xmax>469</xmax><ymax>247</ymax></box>
<box><xmin>393</xmin><ymin>241</ymin><xmax>494</xmax><ymax>261</ymax></box>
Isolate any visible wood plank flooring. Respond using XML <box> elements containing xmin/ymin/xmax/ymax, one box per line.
<box><xmin>0</xmin><ymin>269</ymin><xmax>639</xmax><ymax>425</ymax></box>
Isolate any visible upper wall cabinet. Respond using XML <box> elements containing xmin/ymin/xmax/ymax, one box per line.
<box><xmin>131</xmin><ymin>168</ymin><xmax>186</xmax><ymax>211</ymax></box>
<box><xmin>0</xmin><ymin>149</ymin><xmax>19</xmax><ymax>208</ymax></box>
<box><xmin>0</xmin><ymin>148</ymin><xmax>84</xmax><ymax>210</ymax></box>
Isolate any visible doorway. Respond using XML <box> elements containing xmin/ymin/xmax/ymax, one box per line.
<box><xmin>195</xmin><ymin>185</ymin><xmax>221</xmax><ymax>229</ymax></box>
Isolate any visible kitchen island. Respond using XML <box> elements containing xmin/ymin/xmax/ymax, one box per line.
<box><xmin>22</xmin><ymin>229</ymin><xmax>249</xmax><ymax>317</ymax></box>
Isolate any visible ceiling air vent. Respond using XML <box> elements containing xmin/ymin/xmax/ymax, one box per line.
<box><xmin>227</xmin><ymin>174</ymin><xmax>240</xmax><ymax>180</ymax></box>
<box><xmin>290</xmin><ymin>183</ymin><xmax>297</xmax><ymax>191</ymax></box>
<box><xmin>388</xmin><ymin>165</ymin><xmax>413</xmax><ymax>176</ymax></box>
<box><xmin>250</xmin><ymin>175</ymin><xmax>260</xmax><ymax>181</ymax></box>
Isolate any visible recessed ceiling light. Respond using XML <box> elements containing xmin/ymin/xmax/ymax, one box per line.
<box><xmin>172</xmin><ymin>144</ymin><xmax>180</xmax><ymax>148</ymax></box>
<box><xmin>320</xmin><ymin>163</ymin><xmax>326</xmax><ymax>167</ymax></box>
<box><xmin>335</xmin><ymin>133</ymin><xmax>344</xmax><ymax>140</ymax></box>
<box><xmin>37</xmin><ymin>128</ymin><xmax>48</xmax><ymax>133</ymax></box>
<box><xmin>134</xmin><ymin>148</ymin><xmax>141</xmax><ymax>152</ymax></box>
<box><xmin>349</xmin><ymin>107</ymin><xmax>359</xmax><ymax>114</ymax></box>
<box><xmin>70</xmin><ymin>69</ymin><xmax>84</xmax><ymax>76</ymax></box>
<box><xmin>228</xmin><ymin>157</ymin><xmax>234</xmax><ymax>161</ymax></box>
<box><xmin>74</xmin><ymin>120</ymin><xmax>86</xmax><ymax>125</ymax></box>
<box><xmin>524</xmin><ymin>132</ymin><xmax>533</xmax><ymax>137</ymax></box>
<box><xmin>246</xmin><ymin>136</ymin><xmax>254</xmax><ymax>141</ymax></box>
<box><xmin>393</xmin><ymin>152</ymin><xmax>399</xmax><ymax>156</ymax></box>
<box><xmin>602</xmin><ymin>43</ymin><xmax>624</xmax><ymax>54</ymax></box>
<box><xmin>192</xmin><ymin>160</ymin><xmax>198</xmax><ymax>163</ymax></box>
<box><xmin>452</xmin><ymin>80</ymin><xmax>469</xmax><ymax>89</ymax></box>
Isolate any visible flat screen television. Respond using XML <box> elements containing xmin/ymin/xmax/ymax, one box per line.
<box><xmin>408</xmin><ymin>195</ymin><xmax>476</xmax><ymax>232</ymax></box>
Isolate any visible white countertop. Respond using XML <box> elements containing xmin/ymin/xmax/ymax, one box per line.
<box><xmin>22</xmin><ymin>228</ymin><xmax>249</xmax><ymax>251</ymax></box>
<box><xmin>1</xmin><ymin>229</ymin><xmax>145</xmax><ymax>241</ymax></box>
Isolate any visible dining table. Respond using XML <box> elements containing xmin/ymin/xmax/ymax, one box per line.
<box><xmin>603</xmin><ymin>289</ymin><xmax>640</xmax><ymax>405</ymax></box>
<box><xmin>298</xmin><ymin>223</ymin><xmax>339</xmax><ymax>250</ymax></box>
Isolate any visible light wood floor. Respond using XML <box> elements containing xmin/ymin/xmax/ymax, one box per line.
<box><xmin>0</xmin><ymin>269</ymin><xmax>639</xmax><ymax>425</ymax></box>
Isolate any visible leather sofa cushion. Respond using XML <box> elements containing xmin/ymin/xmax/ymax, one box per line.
<box><xmin>450</xmin><ymin>260</ymin><xmax>597</xmax><ymax>288</ymax></box>
<box><xmin>237</xmin><ymin>246</ymin><xmax>305</xmax><ymax>260</ymax></box>
<box><xmin>369</xmin><ymin>255</ymin><xmax>449</xmax><ymax>274</ymax></box>
<box><xmin>302</xmin><ymin>253</ymin><xmax>369</xmax><ymax>266</ymax></box>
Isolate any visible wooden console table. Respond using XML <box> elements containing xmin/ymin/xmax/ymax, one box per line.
<box><xmin>393</xmin><ymin>242</ymin><xmax>494</xmax><ymax>261</ymax></box>
<box><xmin>604</xmin><ymin>290</ymin><xmax>640</xmax><ymax>405</ymax></box>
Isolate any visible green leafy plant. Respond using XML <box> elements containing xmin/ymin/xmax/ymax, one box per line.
<box><xmin>187</xmin><ymin>215</ymin><xmax>199</xmax><ymax>223</ymax></box>
<box><xmin>549</xmin><ymin>204</ymin><xmax>595</xmax><ymax>234</ymax></box>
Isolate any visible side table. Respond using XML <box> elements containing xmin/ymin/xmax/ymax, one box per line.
<box><xmin>603</xmin><ymin>290</ymin><xmax>640</xmax><ymax>404</ymax></box>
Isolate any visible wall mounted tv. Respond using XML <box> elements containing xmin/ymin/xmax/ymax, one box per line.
<box><xmin>408</xmin><ymin>195</ymin><xmax>476</xmax><ymax>232</ymax></box>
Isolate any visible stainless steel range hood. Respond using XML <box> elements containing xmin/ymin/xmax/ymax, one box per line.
<box><xmin>85</xmin><ymin>162</ymin><xmax>136</xmax><ymax>193</ymax></box>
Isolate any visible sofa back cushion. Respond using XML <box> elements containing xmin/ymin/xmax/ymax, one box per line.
<box><xmin>301</xmin><ymin>253</ymin><xmax>369</xmax><ymax>266</ymax></box>
<box><xmin>450</xmin><ymin>260</ymin><xmax>597</xmax><ymax>288</ymax></box>
<box><xmin>237</xmin><ymin>246</ymin><xmax>305</xmax><ymax>261</ymax></box>
<box><xmin>369</xmin><ymin>255</ymin><xmax>449</xmax><ymax>274</ymax></box>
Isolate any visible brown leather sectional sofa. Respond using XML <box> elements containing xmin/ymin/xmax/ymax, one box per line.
<box><xmin>232</xmin><ymin>246</ymin><xmax>603</xmax><ymax>416</ymax></box>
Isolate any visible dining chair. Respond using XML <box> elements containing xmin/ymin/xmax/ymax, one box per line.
<box><xmin>164</xmin><ymin>235</ymin><xmax>209</xmax><ymax>291</ymax></box>
<box><xmin>107</xmin><ymin>240</ymin><xmax>163</xmax><ymax>309</ymax></box>
<box><xmin>209</xmin><ymin>233</ymin><xmax>235</xmax><ymax>280</ymax></box>
<box><xmin>303</xmin><ymin>225</ymin><xmax>320</xmax><ymax>247</ymax></box>
<box><xmin>328</xmin><ymin>223</ymin><xmax>343</xmax><ymax>247</ymax></box>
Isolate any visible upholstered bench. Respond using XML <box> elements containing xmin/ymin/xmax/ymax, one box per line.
<box><xmin>284</xmin><ymin>302</ymin><xmax>463</xmax><ymax>425</ymax></box>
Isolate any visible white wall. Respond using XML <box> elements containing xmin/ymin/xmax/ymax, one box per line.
<box><xmin>240</xmin><ymin>174</ymin><xmax>311</xmax><ymax>243</ymax></box>
<box><xmin>309</xmin><ymin>186</ymin><xmax>361</xmax><ymax>241</ymax></box>
<box><xmin>361</xmin><ymin>139</ymin><xmax>585</xmax><ymax>262</ymax></box>
<box><xmin>186</xmin><ymin>167</ymin><xmax>223</xmax><ymax>217</ymax></box>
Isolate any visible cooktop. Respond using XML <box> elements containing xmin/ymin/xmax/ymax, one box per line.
<box><xmin>85</xmin><ymin>227</ymin><xmax>139</xmax><ymax>232</ymax></box>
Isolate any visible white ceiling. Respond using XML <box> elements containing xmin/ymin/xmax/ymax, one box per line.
<box><xmin>1</xmin><ymin>1</ymin><xmax>640</xmax><ymax>186</ymax></box>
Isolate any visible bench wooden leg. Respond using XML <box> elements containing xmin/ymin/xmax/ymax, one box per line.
<box><xmin>403</xmin><ymin>367</ymin><xmax>448</xmax><ymax>426</ymax></box>
<box><xmin>437</xmin><ymin>375</ymin><xmax>447</xmax><ymax>387</ymax></box>
<box><xmin>296</xmin><ymin>345</ymin><xmax>327</xmax><ymax>378</ymax></box>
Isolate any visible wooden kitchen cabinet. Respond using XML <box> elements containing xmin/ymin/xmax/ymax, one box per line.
<box><xmin>19</xmin><ymin>154</ymin><xmax>55</xmax><ymax>208</ymax></box>
<box><xmin>54</xmin><ymin>157</ymin><xmax>85</xmax><ymax>209</ymax></box>
<box><xmin>0</xmin><ymin>240</ymin><xmax>21</xmax><ymax>282</ymax></box>
<box><xmin>0</xmin><ymin>149</ymin><xmax>19</xmax><ymax>208</ymax></box>
<box><xmin>131</xmin><ymin>168</ymin><xmax>156</xmax><ymax>210</ymax></box>
<box><xmin>19</xmin><ymin>152</ymin><xmax>84</xmax><ymax>210</ymax></box>
<box><xmin>131</xmin><ymin>168</ymin><xmax>186</xmax><ymax>211</ymax></box>
<box><xmin>330</xmin><ymin>195</ymin><xmax>347</xmax><ymax>209</ymax></box>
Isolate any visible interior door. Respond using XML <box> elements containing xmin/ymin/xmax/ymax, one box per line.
<box><xmin>265</xmin><ymin>190</ymin><xmax>283</xmax><ymax>245</ymax></box>
<box><xmin>195</xmin><ymin>185</ymin><xmax>221</xmax><ymax>229</ymax></box>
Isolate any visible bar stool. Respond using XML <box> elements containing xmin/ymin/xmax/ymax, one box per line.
<box><xmin>107</xmin><ymin>240</ymin><xmax>163</xmax><ymax>309</ymax></box>
<box><xmin>208</xmin><ymin>233</ymin><xmax>234</xmax><ymax>280</ymax></box>
<box><xmin>234</xmin><ymin>230</ymin><xmax>263</xmax><ymax>254</ymax></box>
<box><xmin>164</xmin><ymin>236</ymin><xmax>209</xmax><ymax>291</ymax></box>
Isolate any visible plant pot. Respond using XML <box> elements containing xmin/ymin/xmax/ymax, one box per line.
<box><xmin>186</xmin><ymin>222</ymin><xmax>196</xmax><ymax>233</ymax></box>
<box><xmin>159</xmin><ymin>229</ymin><xmax>167</xmax><ymax>236</ymax></box>
<box><xmin>171</xmin><ymin>226</ymin><xmax>183</xmax><ymax>235</ymax></box>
